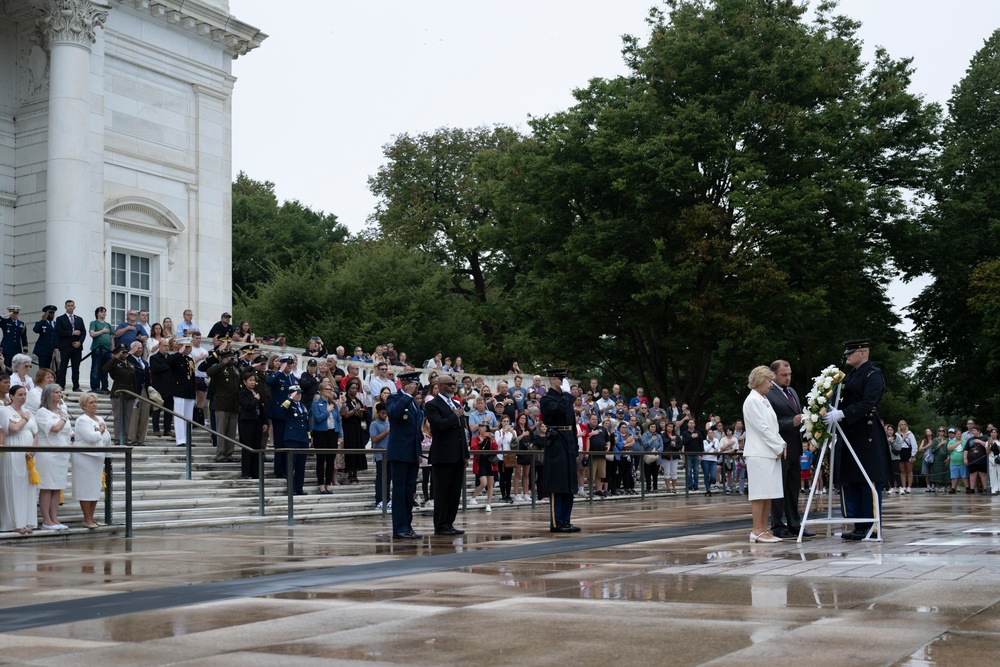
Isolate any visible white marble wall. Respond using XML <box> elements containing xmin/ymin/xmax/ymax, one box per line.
<box><xmin>0</xmin><ymin>0</ymin><xmax>261</xmax><ymax>386</ymax></box>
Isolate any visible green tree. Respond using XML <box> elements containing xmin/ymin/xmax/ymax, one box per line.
<box><xmin>507</xmin><ymin>0</ymin><xmax>938</xmax><ymax>415</ymax></box>
<box><xmin>236</xmin><ymin>240</ymin><xmax>484</xmax><ymax>361</ymax></box>
<box><xmin>907</xmin><ymin>29</ymin><xmax>1000</xmax><ymax>419</ymax></box>
<box><xmin>232</xmin><ymin>172</ymin><xmax>348</xmax><ymax>298</ymax></box>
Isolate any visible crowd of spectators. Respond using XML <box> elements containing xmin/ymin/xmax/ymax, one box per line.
<box><xmin>3</xmin><ymin>305</ymin><xmax>1000</xmax><ymax>531</ymax></box>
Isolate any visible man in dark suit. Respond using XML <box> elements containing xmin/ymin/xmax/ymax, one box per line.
<box><xmin>32</xmin><ymin>305</ymin><xmax>58</xmax><ymax>371</ymax></box>
<box><xmin>823</xmin><ymin>339</ymin><xmax>891</xmax><ymax>540</ymax></box>
<box><xmin>426</xmin><ymin>375</ymin><xmax>468</xmax><ymax>535</ymax></box>
<box><xmin>55</xmin><ymin>299</ymin><xmax>86</xmax><ymax>391</ymax></box>
<box><xmin>104</xmin><ymin>344</ymin><xmax>136</xmax><ymax>446</ymax></box>
<box><xmin>766</xmin><ymin>360</ymin><xmax>815</xmax><ymax>539</ymax></box>
<box><xmin>386</xmin><ymin>371</ymin><xmax>425</xmax><ymax>539</ymax></box>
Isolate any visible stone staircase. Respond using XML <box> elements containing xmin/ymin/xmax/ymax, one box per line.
<box><xmin>47</xmin><ymin>391</ymin><xmax>402</xmax><ymax>532</ymax></box>
<box><xmin>6</xmin><ymin>391</ymin><xmax>679</xmax><ymax>536</ymax></box>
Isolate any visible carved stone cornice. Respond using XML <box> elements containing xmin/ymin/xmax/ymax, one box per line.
<box><xmin>34</xmin><ymin>0</ymin><xmax>110</xmax><ymax>47</ymax></box>
<box><xmin>114</xmin><ymin>0</ymin><xmax>266</xmax><ymax>59</ymax></box>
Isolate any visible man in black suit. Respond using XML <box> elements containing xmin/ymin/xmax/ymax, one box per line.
<box><xmin>766</xmin><ymin>360</ymin><xmax>815</xmax><ymax>539</ymax></box>
<box><xmin>55</xmin><ymin>299</ymin><xmax>86</xmax><ymax>391</ymax></box>
<box><xmin>425</xmin><ymin>375</ymin><xmax>468</xmax><ymax>535</ymax></box>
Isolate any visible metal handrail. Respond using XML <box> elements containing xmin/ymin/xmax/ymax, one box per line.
<box><xmin>1</xmin><ymin>444</ymin><xmax>135</xmax><ymax>538</ymax></box>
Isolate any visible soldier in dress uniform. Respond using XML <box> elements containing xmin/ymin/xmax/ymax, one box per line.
<box><xmin>236</xmin><ymin>344</ymin><xmax>258</xmax><ymax>371</ymax></box>
<box><xmin>32</xmin><ymin>305</ymin><xmax>58</xmax><ymax>371</ymax></box>
<box><xmin>823</xmin><ymin>339</ymin><xmax>891</xmax><ymax>540</ymax></box>
<box><xmin>1</xmin><ymin>305</ymin><xmax>29</xmax><ymax>365</ymax></box>
<box><xmin>267</xmin><ymin>354</ymin><xmax>296</xmax><ymax>479</ymax></box>
<box><xmin>539</xmin><ymin>368</ymin><xmax>581</xmax><ymax>533</ymax></box>
<box><xmin>386</xmin><ymin>371</ymin><xmax>425</xmax><ymax>539</ymax></box>
<box><xmin>280</xmin><ymin>384</ymin><xmax>310</xmax><ymax>495</ymax></box>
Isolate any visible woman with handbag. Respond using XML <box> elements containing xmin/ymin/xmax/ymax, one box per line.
<box><xmin>640</xmin><ymin>422</ymin><xmax>663</xmax><ymax>492</ymax></box>
<box><xmin>917</xmin><ymin>428</ymin><xmax>935</xmax><ymax>492</ymax></box>
<box><xmin>495</xmin><ymin>415</ymin><xmax>516</xmax><ymax>504</ymax></box>
<box><xmin>469</xmin><ymin>421</ymin><xmax>497</xmax><ymax>512</ymax></box>
<box><xmin>513</xmin><ymin>413</ymin><xmax>533</xmax><ymax>501</ymax></box>
<box><xmin>897</xmin><ymin>420</ymin><xmax>917</xmax><ymax>494</ymax></box>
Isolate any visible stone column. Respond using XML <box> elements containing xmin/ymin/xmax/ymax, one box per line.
<box><xmin>35</xmin><ymin>0</ymin><xmax>109</xmax><ymax>305</ymax></box>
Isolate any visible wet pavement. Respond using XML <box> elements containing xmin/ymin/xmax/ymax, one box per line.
<box><xmin>0</xmin><ymin>491</ymin><xmax>998</xmax><ymax>665</ymax></box>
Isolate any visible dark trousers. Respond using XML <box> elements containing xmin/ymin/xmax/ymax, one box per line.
<box><xmin>284</xmin><ymin>439</ymin><xmax>307</xmax><ymax>494</ymax></box>
<box><xmin>390</xmin><ymin>460</ymin><xmax>419</xmax><ymax>535</ymax></box>
<box><xmin>36</xmin><ymin>352</ymin><xmax>53</xmax><ymax>372</ymax></box>
<box><xmin>770</xmin><ymin>451</ymin><xmax>804</xmax><ymax>530</ymax></box>
<box><xmin>550</xmin><ymin>492</ymin><xmax>574</xmax><ymax>528</ymax></box>
<box><xmin>238</xmin><ymin>418</ymin><xmax>262</xmax><ymax>479</ymax></box>
<box><xmin>421</xmin><ymin>467</ymin><xmax>433</xmax><ymax>502</ymax></box>
<box><xmin>621</xmin><ymin>459</ymin><xmax>635</xmax><ymax>491</ymax></box>
<box><xmin>499</xmin><ymin>461</ymin><xmax>513</xmax><ymax>499</ymax></box>
<box><xmin>313</xmin><ymin>430</ymin><xmax>336</xmax><ymax>485</ymax></box>
<box><xmin>271</xmin><ymin>418</ymin><xmax>286</xmax><ymax>478</ymax></box>
<box><xmin>57</xmin><ymin>346</ymin><xmax>82</xmax><ymax>390</ymax></box>
<box><xmin>841</xmin><ymin>482</ymin><xmax>883</xmax><ymax>534</ymax></box>
<box><xmin>432</xmin><ymin>462</ymin><xmax>464</xmax><ymax>532</ymax></box>
<box><xmin>89</xmin><ymin>348</ymin><xmax>111</xmax><ymax>391</ymax></box>
<box><xmin>152</xmin><ymin>395</ymin><xmax>174</xmax><ymax>433</ymax></box>
<box><xmin>374</xmin><ymin>458</ymin><xmax>391</xmax><ymax>504</ymax></box>
<box><xmin>644</xmin><ymin>460</ymin><xmax>659</xmax><ymax>490</ymax></box>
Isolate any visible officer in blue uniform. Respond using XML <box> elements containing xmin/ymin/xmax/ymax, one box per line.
<box><xmin>281</xmin><ymin>384</ymin><xmax>310</xmax><ymax>495</ymax></box>
<box><xmin>539</xmin><ymin>368</ymin><xmax>581</xmax><ymax>533</ymax></box>
<box><xmin>1</xmin><ymin>305</ymin><xmax>28</xmax><ymax>365</ymax></box>
<box><xmin>267</xmin><ymin>354</ymin><xmax>296</xmax><ymax>479</ymax></box>
<box><xmin>823</xmin><ymin>339</ymin><xmax>891</xmax><ymax>540</ymax></box>
<box><xmin>32</xmin><ymin>305</ymin><xmax>59</xmax><ymax>371</ymax></box>
<box><xmin>386</xmin><ymin>371</ymin><xmax>425</xmax><ymax>539</ymax></box>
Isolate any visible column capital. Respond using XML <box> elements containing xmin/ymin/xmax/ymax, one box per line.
<box><xmin>35</xmin><ymin>0</ymin><xmax>110</xmax><ymax>48</ymax></box>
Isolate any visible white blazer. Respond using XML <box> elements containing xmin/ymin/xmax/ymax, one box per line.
<box><xmin>742</xmin><ymin>390</ymin><xmax>785</xmax><ymax>458</ymax></box>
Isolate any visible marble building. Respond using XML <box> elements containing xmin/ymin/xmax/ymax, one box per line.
<box><xmin>0</xmin><ymin>0</ymin><xmax>264</xmax><ymax>347</ymax></box>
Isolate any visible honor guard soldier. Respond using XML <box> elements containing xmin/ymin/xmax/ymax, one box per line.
<box><xmin>236</xmin><ymin>344</ymin><xmax>258</xmax><ymax>370</ymax></box>
<box><xmin>280</xmin><ymin>384</ymin><xmax>310</xmax><ymax>495</ymax></box>
<box><xmin>1</xmin><ymin>305</ymin><xmax>28</xmax><ymax>364</ymax></box>
<box><xmin>823</xmin><ymin>339</ymin><xmax>891</xmax><ymax>540</ymax></box>
<box><xmin>267</xmin><ymin>354</ymin><xmax>296</xmax><ymax>479</ymax></box>
<box><xmin>539</xmin><ymin>368</ymin><xmax>581</xmax><ymax>533</ymax></box>
<box><xmin>386</xmin><ymin>371</ymin><xmax>425</xmax><ymax>539</ymax></box>
<box><xmin>32</xmin><ymin>305</ymin><xmax>59</xmax><ymax>371</ymax></box>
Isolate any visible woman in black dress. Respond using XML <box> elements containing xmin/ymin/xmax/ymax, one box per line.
<box><xmin>340</xmin><ymin>377</ymin><xmax>367</xmax><ymax>483</ymax></box>
<box><xmin>237</xmin><ymin>371</ymin><xmax>268</xmax><ymax>479</ymax></box>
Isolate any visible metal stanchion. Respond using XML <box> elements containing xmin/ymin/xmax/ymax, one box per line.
<box><xmin>381</xmin><ymin>455</ymin><xmax>389</xmax><ymax>520</ymax></box>
<box><xmin>587</xmin><ymin>454</ymin><xmax>594</xmax><ymax>504</ymax></box>
<box><xmin>286</xmin><ymin>450</ymin><xmax>294</xmax><ymax>526</ymax></box>
<box><xmin>104</xmin><ymin>457</ymin><xmax>113</xmax><ymax>525</ymax></box>
<box><xmin>185</xmin><ymin>420</ymin><xmax>193</xmax><ymax>481</ymax></box>
<box><xmin>258</xmin><ymin>447</ymin><xmax>266</xmax><ymax>516</ymax></box>
<box><xmin>125</xmin><ymin>447</ymin><xmax>133</xmax><ymax>538</ymax></box>
<box><xmin>529</xmin><ymin>454</ymin><xmax>536</xmax><ymax>508</ymax></box>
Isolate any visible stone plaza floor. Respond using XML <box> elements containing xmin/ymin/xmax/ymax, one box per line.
<box><xmin>0</xmin><ymin>490</ymin><xmax>999</xmax><ymax>666</ymax></box>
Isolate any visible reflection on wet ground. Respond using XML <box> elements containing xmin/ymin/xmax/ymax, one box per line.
<box><xmin>0</xmin><ymin>493</ymin><xmax>999</xmax><ymax>664</ymax></box>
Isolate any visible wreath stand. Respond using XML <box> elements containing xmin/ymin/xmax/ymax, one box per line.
<box><xmin>798</xmin><ymin>384</ymin><xmax>882</xmax><ymax>543</ymax></box>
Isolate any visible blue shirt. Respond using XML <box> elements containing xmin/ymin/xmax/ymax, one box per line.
<box><xmin>469</xmin><ymin>409</ymin><xmax>497</xmax><ymax>431</ymax></box>
<box><xmin>370</xmin><ymin>417</ymin><xmax>389</xmax><ymax>461</ymax></box>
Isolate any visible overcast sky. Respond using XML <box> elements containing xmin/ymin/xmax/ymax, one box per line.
<box><xmin>229</xmin><ymin>0</ymin><xmax>1000</xmax><ymax>319</ymax></box>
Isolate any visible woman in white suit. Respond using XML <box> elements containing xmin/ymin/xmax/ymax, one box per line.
<box><xmin>742</xmin><ymin>366</ymin><xmax>787</xmax><ymax>543</ymax></box>
<box><xmin>73</xmin><ymin>392</ymin><xmax>111</xmax><ymax>528</ymax></box>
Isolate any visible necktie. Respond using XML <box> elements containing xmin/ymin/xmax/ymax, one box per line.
<box><xmin>783</xmin><ymin>387</ymin><xmax>797</xmax><ymax>411</ymax></box>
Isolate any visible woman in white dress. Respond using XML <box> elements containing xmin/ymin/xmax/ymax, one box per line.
<box><xmin>9</xmin><ymin>354</ymin><xmax>34</xmax><ymax>393</ymax></box>
<box><xmin>73</xmin><ymin>392</ymin><xmax>111</xmax><ymax>528</ymax></box>
<box><xmin>742</xmin><ymin>366</ymin><xmax>787</xmax><ymax>543</ymax></box>
<box><xmin>24</xmin><ymin>368</ymin><xmax>56</xmax><ymax>415</ymax></box>
<box><xmin>0</xmin><ymin>384</ymin><xmax>39</xmax><ymax>534</ymax></box>
<box><xmin>34</xmin><ymin>384</ymin><xmax>72</xmax><ymax>530</ymax></box>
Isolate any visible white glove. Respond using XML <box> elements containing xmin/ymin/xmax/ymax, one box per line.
<box><xmin>822</xmin><ymin>409</ymin><xmax>844</xmax><ymax>427</ymax></box>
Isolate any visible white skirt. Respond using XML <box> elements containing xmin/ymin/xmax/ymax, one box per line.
<box><xmin>746</xmin><ymin>455</ymin><xmax>783</xmax><ymax>500</ymax></box>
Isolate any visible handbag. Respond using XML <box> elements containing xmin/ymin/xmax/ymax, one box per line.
<box><xmin>644</xmin><ymin>454</ymin><xmax>659</xmax><ymax>464</ymax></box>
<box><xmin>488</xmin><ymin>454</ymin><xmax>501</xmax><ymax>466</ymax></box>
<box><xmin>923</xmin><ymin>449</ymin><xmax>934</xmax><ymax>465</ymax></box>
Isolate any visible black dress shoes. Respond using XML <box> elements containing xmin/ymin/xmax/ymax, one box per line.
<box><xmin>550</xmin><ymin>523</ymin><xmax>582</xmax><ymax>533</ymax></box>
<box><xmin>393</xmin><ymin>530</ymin><xmax>422</xmax><ymax>539</ymax></box>
<box><xmin>794</xmin><ymin>527</ymin><xmax>816</xmax><ymax>539</ymax></box>
<box><xmin>841</xmin><ymin>530</ymin><xmax>865</xmax><ymax>541</ymax></box>
<box><xmin>434</xmin><ymin>527</ymin><xmax>464</xmax><ymax>536</ymax></box>
<box><xmin>770</xmin><ymin>526</ymin><xmax>796</xmax><ymax>539</ymax></box>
